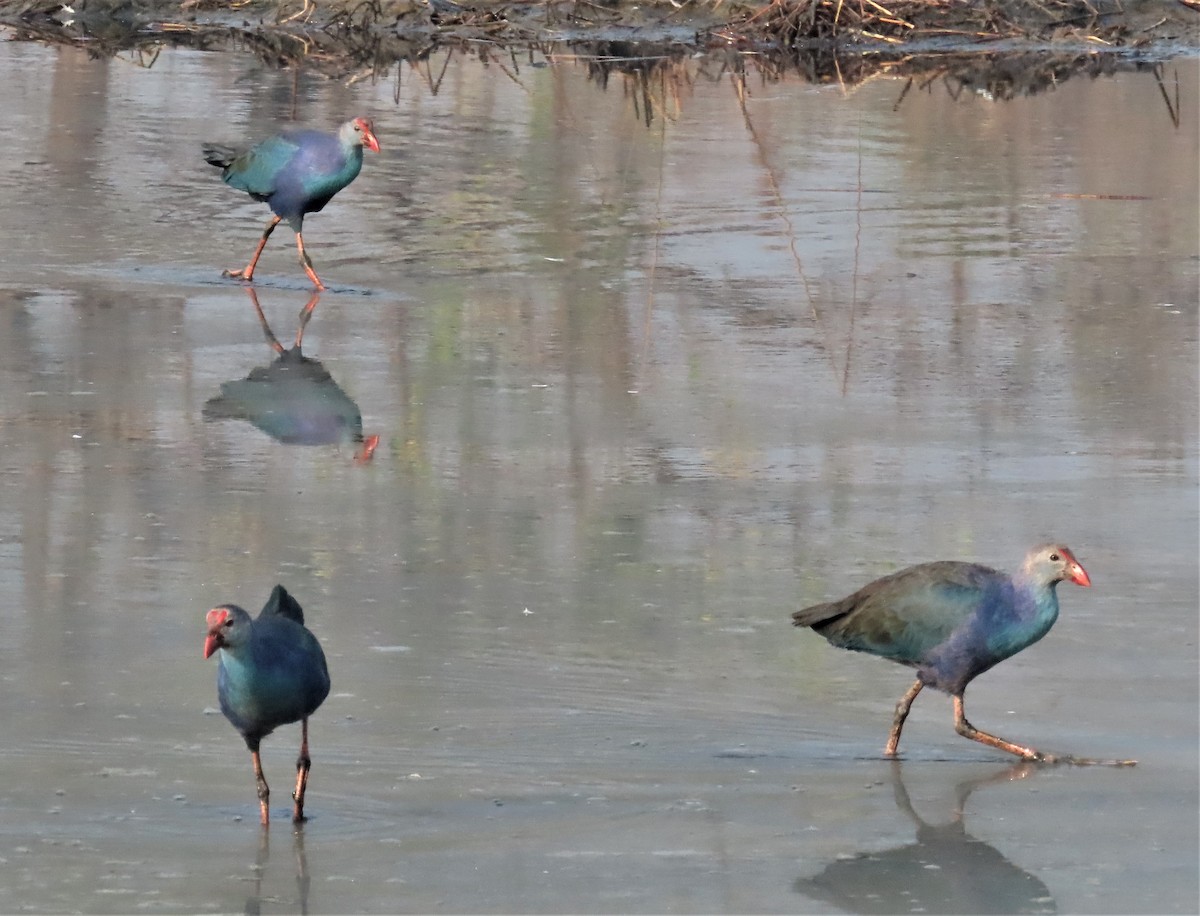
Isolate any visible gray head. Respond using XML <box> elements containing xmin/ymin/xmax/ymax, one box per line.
<box><xmin>1021</xmin><ymin>544</ymin><xmax>1091</xmax><ymax>588</ymax></box>
<box><xmin>339</xmin><ymin>117</ymin><xmax>380</xmax><ymax>153</ymax></box>
<box><xmin>203</xmin><ymin>604</ymin><xmax>253</xmax><ymax>658</ymax></box>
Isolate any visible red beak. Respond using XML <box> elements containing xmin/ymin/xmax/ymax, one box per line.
<box><xmin>204</xmin><ymin>632</ymin><xmax>222</xmax><ymax>659</ymax></box>
<box><xmin>1069</xmin><ymin>562</ymin><xmax>1091</xmax><ymax>587</ymax></box>
<box><xmin>204</xmin><ymin>607</ymin><xmax>230</xmax><ymax>658</ymax></box>
<box><xmin>363</xmin><ymin>128</ymin><xmax>380</xmax><ymax>154</ymax></box>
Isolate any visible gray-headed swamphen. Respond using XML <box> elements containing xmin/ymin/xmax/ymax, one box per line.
<box><xmin>792</xmin><ymin>544</ymin><xmax>1135</xmax><ymax>766</ymax></box>
<box><xmin>204</xmin><ymin>585</ymin><xmax>332</xmax><ymax>824</ymax></box>
<box><xmin>203</xmin><ymin>118</ymin><xmax>380</xmax><ymax>290</ymax></box>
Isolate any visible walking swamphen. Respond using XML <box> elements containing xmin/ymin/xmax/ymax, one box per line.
<box><xmin>203</xmin><ymin>118</ymin><xmax>380</xmax><ymax>290</ymax></box>
<box><xmin>204</xmin><ymin>585</ymin><xmax>332</xmax><ymax>824</ymax></box>
<box><xmin>792</xmin><ymin>544</ymin><xmax>1135</xmax><ymax>766</ymax></box>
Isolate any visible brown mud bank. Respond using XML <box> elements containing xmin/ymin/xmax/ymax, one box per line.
<box><xmin>1</xmin><ymin>0</ymin><xmax>1198</xmax><ymax>97</ymax></box>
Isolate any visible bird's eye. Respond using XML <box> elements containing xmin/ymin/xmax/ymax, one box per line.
<box><xmin>224</xmin><ymin>619</ymin><xmax>234</xmax><ymax>628</ymax></box>
<box><xmin>1049</xmin><ymin>553</ymin><xmax>1060</xmax><ymax>562</ymax></box>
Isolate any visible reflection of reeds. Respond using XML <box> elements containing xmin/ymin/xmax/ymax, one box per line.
<box><xmin>2</xmin><ymin>1</ymin><xmax>1187</xmax><ymax>111</ymax></box>
<box><xmin>1153</xmin><ymin>62</ymin><xmax>1182</xmax><ymax>128</ymax></box>
<box><xmin>732</xmin><ymin>67</ymin><xmax>862</xmax><ymax>392</ymax></box>
<box><xmin>566</xmin><ymin>44</ymin><xmax>693</xmax><ymax>125</ymax></box>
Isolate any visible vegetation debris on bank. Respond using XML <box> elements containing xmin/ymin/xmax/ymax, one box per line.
<box><xmin>1</xmin><ymin>0</ymin><xmax>1196</xmax><ymax>99</ymax></box>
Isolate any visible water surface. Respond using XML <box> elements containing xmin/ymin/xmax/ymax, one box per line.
<box><xmin>0</xmin><ymin>43</ymin><xmax>1196</xmax><ymax>913</ymax></box>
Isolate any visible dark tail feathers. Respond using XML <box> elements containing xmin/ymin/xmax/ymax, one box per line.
<box><xmin>202</xmin><ymin>143</ymin><xmax>238</xmax><ymax>169</ymax></box>
<box><xmin>260</xmin><ymin>584</ymin><xmax>305</xmax><ymax>624</ymax></box>
<box><xmin>792</xmin><ymin>601</ymin><xmax>843</xmax><ymax>629</ymax></box>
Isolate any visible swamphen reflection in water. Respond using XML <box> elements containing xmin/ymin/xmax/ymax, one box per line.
<box><xmin>793</xmin><ymin>544</ymin><xmax>1135</xmax><ymax>765</ymax></box>
<box><xmin>203</xmin><ymin>288</ymin><xmax>379</xmax><ymax>463</ymax></box>
<box><xmin>203</xmin><ymin>118</ymin><xmax>380</xmax><ymax>289</ymax></box>
<box><xmin>795</xmin><ymin>762</ymin><xmax>1056</xmax><ymax>914</ymax></box>
<box><xmin>204</xmin><ymin>585</ymin><xmax>331</xmax><ymax>825</ymax></box>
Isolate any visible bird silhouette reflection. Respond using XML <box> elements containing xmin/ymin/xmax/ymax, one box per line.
<box><xmin>204</xmin><ymin>288</ymin><xmax>379</xmax><ymax>463</ymax></box>
<box><xmin>794</xmin><ymin>761</ymin><xmax>1056</xmax><ymax>914</ymax></box>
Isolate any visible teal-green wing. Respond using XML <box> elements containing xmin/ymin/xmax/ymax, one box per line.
<box><xmin>223</xmin><ymin>134</ymin><xmax>301</xmax><ymax>198</ymax></box>
<box><xmin>794</xmin><ymin>561</ymin><xmax>1001</xmax><ymax>665</ymax></box>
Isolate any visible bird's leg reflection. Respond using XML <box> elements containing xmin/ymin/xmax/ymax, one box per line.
<box><xmin>795</xmin><ymin>761</ymin><xmax>1057</xmax><ymax>913</ymax></box>
<box><xmin>244</xmin><ymin>286</ymin><xmax>285</xmax><ymax>354</ymax></box>
<box><xmin>220</xmin><ymin>286</ymin><xmax>377</xmax><ymax>464</ymax></box>
<box><xmin>295</xmin><ymin>292</ymin><xmax>321</xmax><ymax>348</ymax></box>
<box><xmin>241</xmin><ymin>286</ymin><xmax>322</xmax><ymax>354</ymax></box>
<box><xmin>245</xmin><ymin>825</ymin><xmax>269</xmax><ymax>916</ymax></box>
<box><xmin>293</xmin><ymin>824</ymin><xmax>311</xmax><ymax>915</ymax></box>
<box><xmin>890</xmin><ymin>757</ymin><xmax>1039</xmax><ymax>828</ymax></box>
<box><xmin>241</xmin><ymin>818</ymin><xmax>311</xmax><ymax>915</ymax></box>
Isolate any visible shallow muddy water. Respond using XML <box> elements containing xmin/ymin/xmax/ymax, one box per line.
<box><xmin>0</xmin><ymin>41</ymin><xmax>1196</xmax><ymax>913</ymax></box>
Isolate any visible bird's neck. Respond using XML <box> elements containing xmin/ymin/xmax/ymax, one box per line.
<box><xmin>981</xmin><ymin>577</ymin><xmax>1060</xmax><ymax>662</ymax></box>
<box><xmin>1013</xmin><ymin>576</ymin><xmax>1061</xmax><ymax>631</ymax></box>
<box><xmin>216</xmin><ymin>636</ymin><xmax>262</xmax><ymax>677</ymax></box>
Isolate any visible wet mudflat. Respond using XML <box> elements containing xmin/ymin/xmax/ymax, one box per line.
<box><xmin>0</xmin><ymin>39</ymin><xmax>1196</xmax><ymax>913</ymax></box>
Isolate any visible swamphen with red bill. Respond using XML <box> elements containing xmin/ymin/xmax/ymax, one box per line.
<box><xmin>792</xmin><ymin>544</ymin><xmax>1135</xmax><ymax>766</ymax></box>
<box><xmin>204</xmin><ymin>585</ymin><xmax>332</xmax><ymax>824</ymax></box>
<box><xmin>203</xmin><ymin>118</ymin><xmax>380</xmax><ymax>290</ymax></box>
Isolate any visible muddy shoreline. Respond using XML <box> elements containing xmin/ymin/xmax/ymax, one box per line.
<box><xmin>2</xmin><ymin>0</ymin><xmax>1197</xmax><ymax>91</ymax></box>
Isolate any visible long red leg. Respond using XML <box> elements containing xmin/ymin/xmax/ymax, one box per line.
<box><xmin>251</xmin><ymin>747</ymin><xmax>270</xmax><ymax>825</ymax></box>
<box><xmin>953</xmin><ymin>694</ymin><xmax>1053</xmax><ymax>762</ymax></box>
<box><xmin>885</xmin><ymin>678</ymin><xmax>923</xmax><ymax>757</ymax></box>
<box><xmin>294</xmin><ymin>231</ymin><xmax>326</xmax><ymax>291</ymax></box>
<box><xmin>225</xmin><ymin>215</ymin><xmax>281</xmax><ymax>283</ymax></box>
<box><xmin>292</xmin><ymin>717</ymin><xmax>313</xmax><ymax>823</ymax></box>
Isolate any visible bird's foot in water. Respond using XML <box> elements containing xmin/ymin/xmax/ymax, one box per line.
<box><xmin>222</xmin><ymin>267</ymin><xmax>254</xmax><ymax>282</ymax></box>
<box><xmin>291</xmin><ymin>787</ymin><xmax>309</xmax><ymax>824</ymax></box>
<box><xmin>1029</xmin><ymin>750</ymin><xmax>1137</xmax><ymax>767</ymax></box>
<box><xmin>300</xmin><ymin>269</ymin><xmax>326</xmax><ymax>292</ymax></box>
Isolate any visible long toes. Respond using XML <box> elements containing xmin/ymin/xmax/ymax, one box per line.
<box><xmin>1061</xmin><ymin>755</ymin><xmax>1138</xmax><ymax>767</ymax></box>
<box><xmin>1027</xmin><ymin>751</ymin><xmax>1139</xmax><ymax>767</ymax></box>
<box><xmin>1020</xmin><ymin>748</ymin><xmax>1059</xmax><ymax>764</ymax></box>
